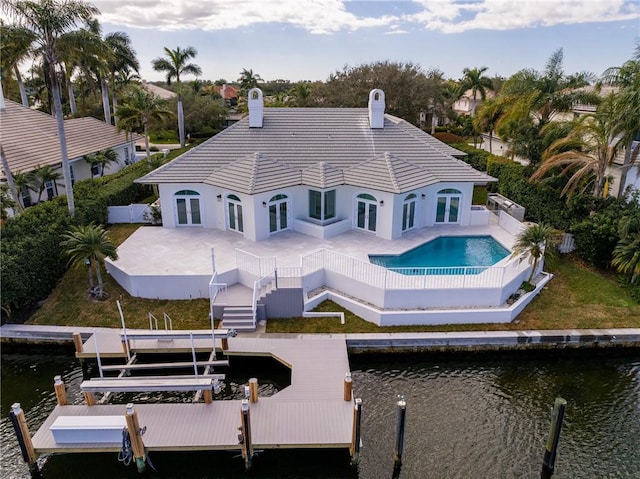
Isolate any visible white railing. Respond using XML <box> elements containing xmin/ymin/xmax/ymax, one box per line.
<box><xmin>275</xmin><ymin>266</ymin><xmax>303</xmax><ymax>288</ymax></box>
<box><xmin>209</xmin><ymin>272</ymin><xmax>228</xmax><ymax>323</ymax></box>
<box><xmin>236</xmin><ymin>249</ymin><xmax>277</xmax><ymax>278</ymax></box>
<box><xmin>558</xmin><ymin>233</ymin><xmax>576</xmax><ymax>253</ymax></box>
<box><xmin>252</xmin><ymin>275</ymin><xmax>275</xmax><ymax>324</ymax></box>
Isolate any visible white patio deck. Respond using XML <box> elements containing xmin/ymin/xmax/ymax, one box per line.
<box><xmin>109</xmin><ymin>220</ymin><xmax>515</xmax><ymax>280</ymax></box>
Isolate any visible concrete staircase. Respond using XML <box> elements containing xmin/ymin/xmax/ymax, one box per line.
<box><xmin>221</xmin><ymin>306</ymin><xmax>256</xmax><ymax>332</ymax></box>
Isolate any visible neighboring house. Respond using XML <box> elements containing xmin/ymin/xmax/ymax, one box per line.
<box><xmin>138</xmin><ymin>88</ymin><xmax>495</xmax><ymax>241</ymax></box>
<box><xmin>214</xmin><ymin>84</ymin><xmax>238</xmax><ymax>106</ymax></box>
<box><xmin>0</xmin><ymin>99</ymin><xmax>141</xmax><ymax>209</ymax></box>
<box><xmin>141</xmin><ymin>80</ymin><xmax>177</xmax><ymax>100</ymax></box>
<box><xmin>452</xmin><ymin>88</ymin><xmax>495</xmax><ymax>116</ymax></box>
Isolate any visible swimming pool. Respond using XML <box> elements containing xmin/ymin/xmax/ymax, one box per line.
<box><xmin>369</xmin><ymin>235</ymin><xmax>510</xmax><ymax>275</ymax></box>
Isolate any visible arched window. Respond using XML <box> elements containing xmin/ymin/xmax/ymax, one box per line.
<box><xmin>437</xmin><ymin>188</ymin><xmax>461</xmax><ymax>195</ymax></box>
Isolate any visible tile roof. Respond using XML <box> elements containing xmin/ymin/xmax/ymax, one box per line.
<box><xmin>139</xmin><ymin>106</ymin><xmax>494</xmax><ymax>193</ymax></box>
<box><xmin>0</xmin><ymin>100</ymin><xmax>141</xmax><ymax>179</ymax></box>
<box><xmin>301</xmin><ymin>161</ymin><xmax>344</xmax><ymax>189</ymax></box>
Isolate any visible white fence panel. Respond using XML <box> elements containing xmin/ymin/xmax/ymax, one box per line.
<box><xmin>107</xmin><ymin>204</ymin><xmax>152</xmax><ymax>224</ymax></box>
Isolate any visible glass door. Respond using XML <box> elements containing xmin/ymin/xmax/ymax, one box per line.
<box><xmin>356</xmin><ymin>194</ymin><xmax>377</xmax><ymax>232</ymax></box>
<box><xmin>268</xmin><ymin>195</ymin><xmax>288</xmax><ymax>233</ymax></box>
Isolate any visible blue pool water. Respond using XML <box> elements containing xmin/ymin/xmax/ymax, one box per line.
<box><xmin>369</xmin><ymin>235</ymin><xmax>510</xmax><ymax>274</ymax></box>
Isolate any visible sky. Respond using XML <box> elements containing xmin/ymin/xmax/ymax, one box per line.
<box><xmin>90</xmin><ymin>0</ymin><xmax>639</xmax><ymax>83</ymax></box>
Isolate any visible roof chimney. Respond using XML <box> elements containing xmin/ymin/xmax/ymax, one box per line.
<box><xmin>368</xmin><ymin>89</ymin><xmax>385</xmax><ymax>129</ymax></box>
<box><xmin>248</xmin><ymin>88</ymin><xmax>264</xmax><ymax>128</ymax></box>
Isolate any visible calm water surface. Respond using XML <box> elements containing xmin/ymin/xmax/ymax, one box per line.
<box><xmin>2</xmin><ymin>349</ymin><xmax>639</xmax><ymax>478</ymax></box>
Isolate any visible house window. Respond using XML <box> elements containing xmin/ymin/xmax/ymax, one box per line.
<box><xmin>226</xmin><ymin>194</ymin><xmax>243</xmax><ymax>233</ymax></box>
<box><xmin>308</xmin><ymin>189</ymin><xmax>336</xmax><ymax>221</ymax></box>
<box><xmin>355</xmin><ymin>193</ymin><xmax>377</xmax><ymax>233</ymax></box>
<box><xmin>21</xmin><ymin>186</ymin><xmax>32</xmax><ymax>208</ymax></box>
<box><xmin>174</xmin><ymin>189</ymin><xmax>202</xmax><ymax>226</ymax></box>
<box><xmin>45</xmin><ymin>180</ymin><xmax>58</xmax><ymax>200</ymax></box>
<box><xmin>91</xmin><ymin>163</ymin><xmax>102</xmax><ymax>177</ymax></box>
<box><xmin>402</xmin><ymin>193</ymin><xmax>417</xmax><ymax>232</ymax></box>
<box><xmin>69</xmin><ymin>164</ymin><xmax>75</xmax><ymax>186</ymax></box>
<box><xmin>268</xmin><ymin>194</ymin><xmax>289</xmax><ymax>233</ymax></box>
<box><xmin>435</xmin><ymin>188</ymin><xmax>461</xmax><ymax>224</ymax></box>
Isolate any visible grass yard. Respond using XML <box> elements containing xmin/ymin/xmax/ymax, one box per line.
<box><xmin>266</xmin><ymin>256</ymin><xmax>640</xmax><ymax>334</ymax></box>
<box><xmin>28</xmin><ymin>226</ymin><xmax>639</xmax><ymax>334</ymax></box>
<box><xmin>28</xmin><ymin>224</ymin><xmax>211</xmax><ymax>330</ymax></box>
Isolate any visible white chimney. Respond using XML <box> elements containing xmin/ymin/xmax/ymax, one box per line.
<box><xmin>368</xmin><ymin>89</ymin><xmax>385</xmax><ymax>129</ymax></box>
<box><xmin>248</xmin><ymin>88</ymin><xmax>264</xmax><ymax>128</ymax></box>
<box><xmin>221</xmin><ymin>84</ymin><xmax>227</xmax><ymax>99</ymax></box>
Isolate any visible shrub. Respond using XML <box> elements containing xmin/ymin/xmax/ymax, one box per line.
<box><xmin>432</xmin><ymin>132</ymin><xmax>465</xmax><ymax>144</ymax></box>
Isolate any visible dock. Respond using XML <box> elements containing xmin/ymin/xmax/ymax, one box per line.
<box><xmin>27</xmin><ymin>333</ymin><xmax>356</xmax><ymax>460</ymax></box>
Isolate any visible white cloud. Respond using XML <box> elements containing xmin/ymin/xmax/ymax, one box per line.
<box><xmin>92</xmin><ymin>0</ymin><xmax>640</xmax><ymax>34</ymax></box>
<box><xmin>408</xmin><ymin>0</ymin><xmax>640</xmax><ymax>33</ymax></box>
<box><xmin>93</xmin><ymin>0</ymin><xmax>396</xmax><ymax>33</ymax></box>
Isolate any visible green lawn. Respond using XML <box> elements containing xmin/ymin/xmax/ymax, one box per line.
<box><xmin>29</xmin><ymin>227</ymin><xmax>639</xmax><ymax>333</ymax></box>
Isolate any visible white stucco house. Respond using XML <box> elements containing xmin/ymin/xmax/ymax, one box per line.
<box><xmin>108</xmin><ymin>88</ymin><xmax>548</xmax><ymax>328</ymax></box>
<box><xmin>0</xmin><ymin>99</ymin><xmax>141</xmax><ymax>209</ymax></box>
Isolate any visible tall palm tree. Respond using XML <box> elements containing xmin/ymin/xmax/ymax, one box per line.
<box><xmin>117</xmin><ymin>86</ymin><xmax>173</xmax><ymax>161</ymax></box>
<box><xmin>104</xmin><ymin>31</ymin><xmax>139</xmax><ymax>126</ymax></box>
<box><xmin>511</xmin><ymin>223</ymin><xmax>559</xmax><ymax>284</ymax></box>
<box><xmin>531</xmin><ymin>95</ymin><xmax>623</xmax><ymax>199</ymax></box>
<box><xmin>61</xmin><ymin>223</ymin><xmax>118</xmax><ymax>298</ymax></box>
<box><xmin>3</xmin><ymin>0</ymin><xmax>100</xmax><ymax>216</ymax></box>
<box><xmin>30</xmin><ymin>164</ymin><xmax>62</xmax><ymax>202</ymax></box>
<box><xmin>0</xmin><ymin>22</ymin><xmax>36</xmax><ymax>106</ymax></box>
<box><xmin>460</xmin><ymin>66</ymin><xmax>493</xmax><ymax>116</ymax></box>
<box><xmin>151</xmin><ymin>46</ymin><xmax>201</xmax><ymax>147</ymax></box>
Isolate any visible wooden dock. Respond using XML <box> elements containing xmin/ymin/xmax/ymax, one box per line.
<box><xmin>30</xmin><ymin>334</ymin><xmax>355</xmax><ymax>456</ymax></box>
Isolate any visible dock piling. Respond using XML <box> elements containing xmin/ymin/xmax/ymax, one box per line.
<box><xmin>541</xmin><ymin>397</ymin><xmax>567</xmax><ymax>478</ymax></box>
<box><xmin>350</xmin><ymin>398</ymin><xmax>363</xmax><ymax>466</ymax></box>
<box><xmin>53</xmin><ymin>376</ymin><xmax>68</xmax><ymax>406</ymax></box>
<box><xmin>393</xmin><ymin>396</ymin><xmax>407</xmax><ymax>467</ymax></box>
<box><xmin>125</xmin><ymin>403</ymin><xmax>147</xmax><ymax>473</ymax></box>
<box><xmin>249</xmin><ymin>378</ymin><xmax>259</xmax><ymax>403</ymax></box>
<box><xmin>73</xmin><ymin>332</ymin><xmax>89</xmax><ymax>379</ymax></box>
<box><xmin>83</xmin><ymin>391</ymin><xmax>96</xmax><ymax>406</ymax></box>
<box><xmin>240</xmin><ymin>399</ymin><xmax>254</xmax><ymax>470</ymax></box>
<box><xmin>9</xmin><ymin>403</ymin><xmax>39</xmax><ymax>475</ymax></box>
<box><xmin>221</xmin><ymin>337</ymin><xmax>229</xmax><ymax>351</ymax></box>
<box><xmin>344</xmin><ymin>372</ymin><xmax>353</xmax><ymax>401</ymax></box>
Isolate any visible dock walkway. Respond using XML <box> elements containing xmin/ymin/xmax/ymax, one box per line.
<box><xmin>30</xmin><ymin>335</ymin><xmax>354</xmax><ymax>454</ymax></box>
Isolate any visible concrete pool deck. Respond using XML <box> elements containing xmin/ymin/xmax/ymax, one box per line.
<box><xmin>107</xmin><ymin>220</ymin><xmax>515</xmax><ymax>278</ymax></box>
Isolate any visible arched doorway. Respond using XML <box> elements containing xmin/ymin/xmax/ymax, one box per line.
<box><xmin>174</xmin><ymin>190</ymin><xmax>202</xmax><ymax>226</ymax></box>
<box><xmin>226</xmin><ymin>194</ymin><xmax>243</xmax><ymax>233</ymax></box>
<box><xmin>268</xmin><ymin>194</ymin><xmax>289</xmax><ymax>233</ymax></box>
<box><xmin>356</xmin><ymin>193</ymin><xmax>377</xmax><ymax>232</ymax></box>
<box><xmin>435</xmin><ymin>188</ymin><xmax>461</xmax><ymax>224</ymax></box>
<box><xmin>402</xmin><ymin>193</ymin><xmax>417</xmax><ymax>232</ymax></box>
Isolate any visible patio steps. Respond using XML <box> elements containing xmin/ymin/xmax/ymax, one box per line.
<box><xmin>221</xmin><ymin>306</ymin><xmax>256</xmax><ymax>332</ymax></box>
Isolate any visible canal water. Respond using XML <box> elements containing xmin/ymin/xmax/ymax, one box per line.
<box><xmin>1</xmin><ymin>348</ymin><xmax>639</xmax><ymax>478</ymax></box>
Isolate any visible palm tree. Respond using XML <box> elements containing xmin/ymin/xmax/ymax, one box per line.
<box><xmin>496</xmin><ymin>49</ymin><xmax>600</xmax><ymax>165</ymax></box>
<box><xmin>0</xmin><ymin>144</ymin><xmax>24</xmax><ymax>213</ymax></box>
<box><xmin>151</xmin><ymin>46</ymin><xmax>201</xmax><ymax>147</ymax></box>
<box><xmin>3</xmin><ymin>0</ymin><xmax>100</xmax><ymax>216</ymax></box>
<box><xmin>289</xmin><ymin>82</ymin><xmax>312</xmax><ymax>107</ymax></box>
<box><xmin>460</xmin><ymin>66</ymin><xmax>493</xmax><ymax>117</ymax></box>
<box><xmin>511</xmin><ymin>223</ymin><xmax>560</xmax><ymax>285</ymax></box>
<box><xmin>0</xmin><ymin>22</ymin><xmax>36</xmax><ymax>106</ymax></box>
<box><xmin>117</xmin><ymin>86</ymin><xmax>173</xmax><ymax>161</ymax></box>
<box><xmin>238</xmin><ymin>68</ymin><xmax>263</xmax><ymax>95</ymax></box>
<box><xmin>85</xmin><ymin>148</ymin><xmax>118</xmax><ymax>178</ymax></box>
<box><xmin>104</xmin><ymin>31</ymin><xmax>139</xmax><ymax>126</ymax></box>
<box><xmin>1</xmin><ymin>184</ymin><xmax>17</xmax><ymax>220</ymax></box>
<box><xmin>11</xmin><ymin>170</ymin><xmax>34</xmax><ymax>209</ymax></box>
<box><xmin>531</xmin><ymin>95</ymin><xmax>623</xmax><ymax>199</ymax></box>
<box><xmin>61</xmin><ymin>223</ymin><xmax>118</xmax><ymax>298</ymax></box>
<box><xmin>474</xmin><ymin>98</ymin><xmax>504</xmax><ymax>154</ymax></box>
<box><xmin>30</xmin><ymin>164</ymin><xmax>62</xmax><ymax>202</ymax></box>
<box><xmin>601</xmin><ymin>47</ymin><xmax>640</xmax><ymax>197</ymax></box>
<box><xmin>611</xmin><ymin>212</ymin><xmax>640</xmax><ymax>283</ymax></box>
